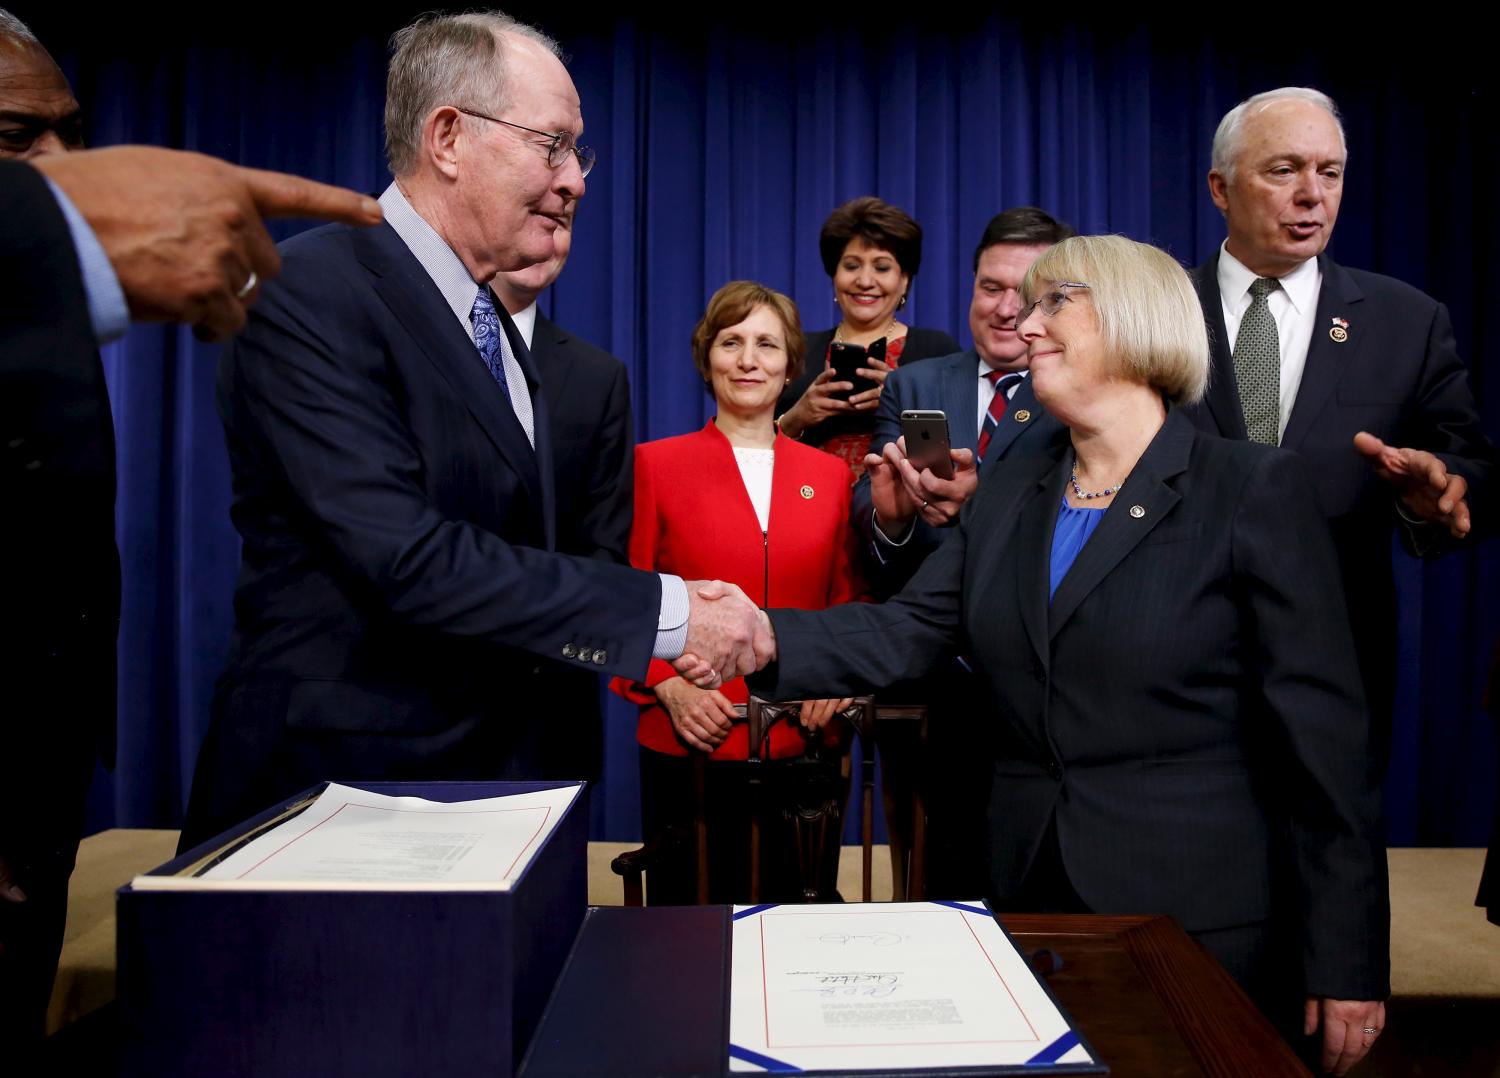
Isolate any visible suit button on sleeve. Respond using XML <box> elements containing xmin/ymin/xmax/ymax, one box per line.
<box><xmin>577</xmin><ymin>647</ymin><xmax>593</xmax><ymax>663</ymax></box>
<box><xmin>593</xmin><ymin>651</ymin><xmax>607</xmax><ymax>665</ymax></box>
<box><xmin>562</xmin><ymin>644</ymin><xmax>577</xmax><ymax>659</ymax></box>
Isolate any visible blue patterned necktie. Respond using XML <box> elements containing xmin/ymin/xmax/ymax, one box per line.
<box><xmin>470</xmin><ymin>285</ymin><xmax>513</xmax><ymax>401</ymax></box>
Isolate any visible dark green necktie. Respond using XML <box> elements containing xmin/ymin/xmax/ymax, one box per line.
<box><xmin>1233</xmin><ymin>277</ymin><xmax>1281</xmax><ymax>445</ymax></box>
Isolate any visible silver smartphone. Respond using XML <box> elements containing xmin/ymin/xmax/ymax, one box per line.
<box><xmin>899</xmin><ymin>409</ymin><xmax>954</xmax><ymax>480</ymax></box>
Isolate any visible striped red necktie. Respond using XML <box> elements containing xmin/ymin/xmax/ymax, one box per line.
<box><xmin>976</xmin><ymin>370</ymin><xmax>1025</xmax><ymax>463</ymax></box>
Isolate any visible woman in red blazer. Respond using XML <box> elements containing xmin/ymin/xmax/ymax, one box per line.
<box><xmin>613</xmin><ymin>281</ymin><xmax>858</xmax><ymax>904</ymax></box>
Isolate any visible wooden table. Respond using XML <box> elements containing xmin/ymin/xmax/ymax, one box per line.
<box><xmin>1004</xmin><ymin>913</ymin><xmax>1309</xmax><ymax>1077</ymax></box>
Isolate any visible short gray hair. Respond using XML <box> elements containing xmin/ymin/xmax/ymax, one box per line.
<box><xmin>0</xmin><ymin>8</ymin><xmax>41</xmax><ymax>44</ymax></box>
<box><xmin>1211</xmin><ymin>87</ymin><xmax>1346</xmax><ymax>183</ymax></box>
<box><xmin>1022</xmin><ymin>235</ymin><xmax>1209</xmax><ymax>406</ymax></box>
<box><xmin>385</xmin><ymin>10</ymin><xmax>561</xmax><ymax>178</ymax></box>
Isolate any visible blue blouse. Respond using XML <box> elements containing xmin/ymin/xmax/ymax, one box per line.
<box><xmin>1050</xmin><ymin>496</ymin><xmax>1107</xmax><ymax>600</ymax></box>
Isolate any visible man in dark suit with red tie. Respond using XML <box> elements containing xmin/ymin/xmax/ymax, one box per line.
<box><xmin>1187</xmin><ymin>87</ymin><xmax>1496</xmax><ymax>766</ymax></box>
<box><xmin>853</xmin><ymin>207</ymin><xmax>1076</xmax><ymax>592</ymax></box>
<box><xmin>848</xmin><ymin>208</ymin><xmax>1074</xmax><ymax>897</ymax></box>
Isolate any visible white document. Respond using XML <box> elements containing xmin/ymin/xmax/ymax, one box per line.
<box><xmin>132</xmin><ymin>782</ymin><xmax>579</xmax><ymax>891</ymax></box>
<box><xmin>729</xmin><ymin>901</ymin><xmax>1097</xmax><ymax>1073</ymax></box>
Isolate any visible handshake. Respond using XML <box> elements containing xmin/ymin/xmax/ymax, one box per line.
<box><xmin>670</xmin><ymin>580</ymin><xmax>778</xmax><ymax>687</ymax></box>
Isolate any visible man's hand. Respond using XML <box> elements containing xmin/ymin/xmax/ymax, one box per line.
<box><xmin>654</xmin><ymin>676</ymin><xmax>737</xmax><ymax>753</ymax></box>
<box><xmin>0</xmin><ymin>853</ymin><xmax>27</xmax><ymax>904</ymax></box>
<box><xmin>676</xmin><ymin>581</ymin><xmax>776</xmax><ymax>686</ymax></box>
<box><xmin>891</xmin><ymin>437</ymin><xmax>979</xmax><ymax>528</ymax></box>
<box><xmin>1304</xmin><ymin>996</ymin><xmax>1384</xmax><ymax>1075</ymax></box>
<box><xmin>865</xmin><ymin>442</ymin><xmax>922</xmax><ymax>539</ymax></box>
<box><xmin>778</xmin><ymin>368</ymin><xmax>855</xmax><ymax>438</ymax></box>
<box><xmin>34</xmin><ymin>146</ymin><xmax>383</xmax><ymax>342</ymax></box>
<box><xmin>1354</xmin><ymin>431</ymin><xmax>1471</xmax><ymax>538</ymax></box>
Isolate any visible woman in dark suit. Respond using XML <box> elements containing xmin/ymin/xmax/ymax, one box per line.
<box><xmin>612</xmin><ymin>281</ymin><xmax>857</xmax><ymax>904</ymax></box>
<box><xmin>775</xmin><ymin>197</ymin><xmax>958</xmax><ymax>480</ymax></box>
<box><xmin>751</xmin><ymin>236</ymin><xmax>1388</xmax><ymax>1074</ymax></box>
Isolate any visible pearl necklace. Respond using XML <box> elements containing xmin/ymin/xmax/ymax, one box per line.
<box><xmin>1070</xmin><ymin>469</ymin><xmax>1121</xmax><ymax>500</ymax></box>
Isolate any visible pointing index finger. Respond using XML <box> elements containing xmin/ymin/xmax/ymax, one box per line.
<box><xmin>238</xmin><ymin>165</ymin><xmax>383</xmax><ymax>226</ymax></box>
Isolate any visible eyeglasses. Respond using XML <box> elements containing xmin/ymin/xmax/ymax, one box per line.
<box><xmin>453</xmin><ymin>106</ymin><xmax>596</xmax><ymax>178</ymax></box>
<box><xmin>1017</xmin><ymin>282</ymin><xmax>1090</xmax><ymax>324</ymax></box>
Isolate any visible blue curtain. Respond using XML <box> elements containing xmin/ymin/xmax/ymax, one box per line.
<box><xmin>30</xmin><ymin>8</ymin><xmax>1497</xmax><ymax>845</ymax></box>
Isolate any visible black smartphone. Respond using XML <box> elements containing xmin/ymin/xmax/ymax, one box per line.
<box><xmin>900</xmin><ymin>409</ymin><xmax>954</xmax><ymax>480</ymax></box>
<box><xmin>828</xmin><ymin>340</ymin><xmax>882</xmax><ymax>399</ymax></box>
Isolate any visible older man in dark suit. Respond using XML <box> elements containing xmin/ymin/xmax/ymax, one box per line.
<box><xmin>1187</xmin><ymin>86</ymin><xmax>1497</xmax><ymax>764</ymax></box>
<box><xmin>492</xmin><ymin>209</ymin><xmax>633</xmax><ymax>782</ymax></box>
<box><xmin>180</xmin><ymin>11</ymin><xmax>767</xmax><ymax>849</ymax></box>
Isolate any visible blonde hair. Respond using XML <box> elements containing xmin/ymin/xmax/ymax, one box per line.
<box><xmin>1022</xmin><ymin>235</ymin><xmax>1208</xmax><ymax>405</ymax></box>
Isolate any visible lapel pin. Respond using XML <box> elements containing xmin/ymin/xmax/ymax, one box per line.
<box><xmin>799</xmin><ymin>485</ymin><xmax>814</xmax><ymax>500</ymax></box>
<box><xmin>1013</xmin><ymin>409</ymin><xmax>1032</xmax><ymax>423</ymax></box>
<box><xmin>1129</xmin><ymin>505</ymin><xmax>1146</xmax><ymax>518</ymax></box>
<box><xmin>1329</xmin><ymin>317</ymin><xmax>1349</xmax><ymax>344</ymax></box>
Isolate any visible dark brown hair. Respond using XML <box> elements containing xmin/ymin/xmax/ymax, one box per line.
<box><xmin>818</xmin><ymin>196</ymin><xmax>923</xmax><ymax>278</ymax></box>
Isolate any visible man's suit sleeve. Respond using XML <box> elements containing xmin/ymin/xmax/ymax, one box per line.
<box><xmin>1235</xmin><ymin>449</ymin><xmax>1390</xmax><ymax>1001</ymax></box>
<box><xmin>851</xmin><ymin>365</ymin><xmax>946</xmax><ymax>596</ymax></box>
<box><xmin>1401</xmin><ymin>299</ymin><xmax>1497</xmax><ymax>541</ymax></box>
<box><xmin>224</xmin><ymin>263</ymin><xmax>661</xmax><ymax>679</ymax></box>
<box><xmin>611</xmin><ymin>445</ymin><xmax>681</xmax><ymax>702</ymax></box>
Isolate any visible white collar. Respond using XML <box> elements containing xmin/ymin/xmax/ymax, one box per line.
<box><xmin>1218</xmin><ymin>242</ymin><xmax>1320</xmax><ymax>316</ymax></box>
<box><xmin>510</xmin><ymin>302</ymin><xmax>538</xmax><ymax>350</ymax></box>
<box><xmin>379</xmin><ymin>181</ymin><xmax>486</xmax><ymax>330</ymax></box>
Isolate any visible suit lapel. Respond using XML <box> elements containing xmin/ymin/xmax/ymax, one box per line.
<box><xmin>1013</xmin><ymin>459</ymin><xmax>1067</xmax><ymax>674</ymax></box>
<box><xmin>499</xmin><ymin>306</ymin><xmax>557</xmax><ymax>550</ymax></box>
<box><xmin>986</xmin><ymin>374</ymin><xmax>1042</xmax><ymax>465</ymax></box>
<box><xmin>1193</xmin><ymin>253</ymin><xmax>1250</xmax><ymax>441</ymax></box>
<box><xmin>1048</xmin><ymin>411</ymin><xmax>1190</xmax><ymax>639</ymax></box>
<box><xmin>1280</xmin><ymin>256</ymin><xmax>1367</xmax><ymax>452</ymax></box>
<box><xmin>354</xmin><ymin>224</ymin><xmax>544</xmax><ymax>513</ymax></box>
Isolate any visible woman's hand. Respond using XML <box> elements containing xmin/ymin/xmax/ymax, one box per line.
<box><xmin>848</xmin><ymin>357</ymin><xmax>893</xmax><ymax>412</ymax></box>
<box><xmin>778</xmin><ymin>368</ymin><xmax>854</xmax><ymax>438</ymax></box>
<box><xmin>654</xmin><ymin>676</ymin><xmax>737</xmax><ymax>753</ymax></box>
<box><xmin>798</xmin><ymin>697</ymin><xmax>855</xmax><ymax>732</ymax></box>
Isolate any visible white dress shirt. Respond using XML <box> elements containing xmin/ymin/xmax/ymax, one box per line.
<box><xmin>510</xmin><ymin>301</ymin><xmax>538</xmax><ymax>351</ymax></box>
<box><xmin>1217</xmin><ymin>243</ymin><xmax>1322</xmax><ymax>443</ymax></box>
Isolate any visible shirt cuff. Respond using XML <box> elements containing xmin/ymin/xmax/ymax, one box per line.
<box><xmin>45</xmin><ymin>177</ymin><xmax>129</xmax><ymax>344</ymax></box>
<box><xmin>652</xmin><ymin>573</ymin><xmax>689</xmax><ymax>659</ymax></box>
<box><xmin>871</xmin><ymin>508</ymin><xmax>917</xmax><ymax>560</ymax></box>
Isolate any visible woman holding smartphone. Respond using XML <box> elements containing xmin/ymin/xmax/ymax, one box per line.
<box><xmin>612</xmin><ymin>281</ymin><xmax>859</xmax><ymax>904</ymax></box>
<box><xmin>775</xmin><ymin>197</ymin><xmax>958</xmax><ymax>480</ymax></box>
